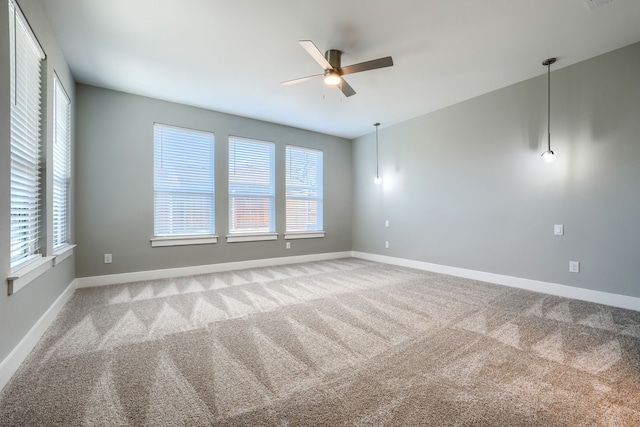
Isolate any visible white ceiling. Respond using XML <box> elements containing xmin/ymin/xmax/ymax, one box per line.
<box><xmin>42</xmin><ymin>0</ymin><xmax>640</xmax><ymax>139</ymax></box>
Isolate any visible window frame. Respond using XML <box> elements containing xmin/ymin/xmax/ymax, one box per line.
<box><xmin>284</xmin><ymin>145</ymin><xmax>325</xmax><ymax>240</ymax></box>
<box><xmin>151</xmin><ymin>123</ymin><xmax>217</xmax><ymax>247</ymax></box>
<box><xmin>7</xmin><ymin>0</ymin><xmax>53</xmax><ymax>294</ymax></box>
<box><xmin>52</xmin><ymin>74</ymin><xmax>72</xmax><ymax>253</ymax></box>
<box><xmin>227</xmin><ymin>136</ymin><xmax>276</xmax><ymax>242</ymax></box>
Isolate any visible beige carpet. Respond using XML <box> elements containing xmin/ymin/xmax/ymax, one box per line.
<box><xmin>1</xmin><ymin>258</ymin><xmax>639</xmax><ymax>426</ymax></box>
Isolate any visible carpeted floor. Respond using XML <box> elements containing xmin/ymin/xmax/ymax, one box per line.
<box><xmin>1</xmin><ymin>258</ymin><xmax>639</xmax><ymax>426</ymax></box>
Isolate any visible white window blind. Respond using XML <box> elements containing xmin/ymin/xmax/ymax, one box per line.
<box><xmin>228</xmin><ymin>137</ymin><xmax>275</xmax><ymax>234</ymax></box>
<box><xmin>9</xmin><ymin>0</ymin><xmax>46</xmax><ymax>268</ymax></box>
<box><xmin>52</xmin><ymin>76</ymin><xmax>71</xmax><ymax>249</ymax></box>
<box><xmin>154</xmin><ymin>124</ymin><xmax>215</xmax><ymax>236</ymax></box>
<box><xmin>286</xmin><ymin>146</ymin><xmax>323</xmax><ymax>232</ymax></box>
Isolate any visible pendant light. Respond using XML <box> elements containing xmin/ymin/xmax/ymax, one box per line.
<box><xmin>373</xmin><ymin>123</ymin><xmax>382</xmax><ymax>184</ymax></box>
<box><xmin>541</xmin><ymin>57</ymin><xmax>557</xmax><ymax>162</ymax></box>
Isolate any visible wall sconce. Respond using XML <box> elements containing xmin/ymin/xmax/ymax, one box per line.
<box><xmin>373</xmin><ymin>123</ymin><xmax>382</xmax><ymax>184</ymax></box>
<box><xmin>541</xmin><ymin>57</ymin><xmax>557</xmax><ymax>162</ymax></box>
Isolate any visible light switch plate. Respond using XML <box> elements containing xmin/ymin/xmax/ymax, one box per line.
<box><xmin>569</xmin><ymin>261</ymin><xmax>580</xmax><ymax>273</ymax></box>
<box><xmin>554</xmin><ymin>224</ymin><xmax>564</xmax><ymax>236</ymax></box>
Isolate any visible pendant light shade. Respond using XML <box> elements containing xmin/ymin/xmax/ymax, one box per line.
<box><xmin>373</xmin><ymin>123</ymin><xmax>382</xmax><ymax>184</ymax></box>
<box><xmin>541</xmin><ymin>57</ymin><xmax>556</xmax><ymax>162</ymax></box>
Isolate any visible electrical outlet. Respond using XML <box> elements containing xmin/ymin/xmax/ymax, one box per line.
<box><xmin>385</xmin><ymin>220</ymin><xmax>390</xmax><ymax>228</ymax></box>
<box><xmin>569</xmin><ymin>261</ymin><xmax>580</xmax><ymax>273</ymax></box>
<box><xmin>286</xmin><ymin>242</ymin><xmax>291</xmax><ymax>249</ymax></box>
<box><xmin>385</xmin><ymin>241</ymin><xmax>389</xmax><ymax>249</ymax></box>
<box><xmin>104</xmin><ymin>254</ymin><xmax>112</xmax><ymax>264</ymax></box>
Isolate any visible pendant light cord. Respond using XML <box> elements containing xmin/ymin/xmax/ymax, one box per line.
<box><xmin>542</xmin><ymin>58</ymin><xmax>556</xmax><ymax>153</ymax></box>
<box><xmin>374</xmin><ymin>123</ymin><xmax>380</xmax><ymax>178</ymax></box>
<box><xmin>547</xmin><ymin>61</ymin><xmax>551</xmax><ymax>152</ymax></box>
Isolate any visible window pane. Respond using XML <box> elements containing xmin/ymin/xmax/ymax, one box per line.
<box><xmin>229</xmin><ymin>197</ymin><xmax>272</xmax><ymax>233</ymax></box>
<box><xmin>9</xmin><ymin>0</ymin><xmax>45</xmax><ymax>268</ymax></box>
<box><xmin>286</xmin><ymin>146</ymin><xmax>323</xmax><ymax>232</ymax></box>
<box><xmin>53</xmin><ymin>77</ymin><xmax>71</xmax><ymax>248</ymax></box>
<box><xmin>229</xmin><ymin>137</ymin><xmax>275</xmax><ymax>233</ymax></box>
<box><xmin>154</xmin><ymin>124</ymin><xmax>215</xmax><ymax>236</ymax></box>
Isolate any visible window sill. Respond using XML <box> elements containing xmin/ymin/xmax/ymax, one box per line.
<box><xmin>285</xmin><ymin>231</ymin><xmax>326</xmax><ymax>240</ymax></box>
<box><xmin>53</xmin><ymin>244</ymin><xmax>77</xmax><ymax>266</ymax></box>
<box><xmin>151</xmin><ymin>235</ymin><xmax>218</xmax><ymax>247</ymax></box>
<box><xmin>8</xmin><ymin>256</ymin><xmax>55</xmax><ymax>295</ymax></box>
<box><xmin>226</xmin><ymin>233</ymin><xmax>278</xmax><ymax>243</ymax></box>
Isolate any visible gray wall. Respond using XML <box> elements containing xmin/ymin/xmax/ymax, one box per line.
<box><xmin>0</xmin><ymin>0</ymin><xmax>75</xmax><ymax>362</ymax></box>
<box><xmin>352</xmin><ymin>42</ymin><xmax>640</xmax><ymax>299</ymax></box>
<box><xmin>75</xmin><ymin>85</ymin><xmax>352</xmax><ymax>277</ymax></box>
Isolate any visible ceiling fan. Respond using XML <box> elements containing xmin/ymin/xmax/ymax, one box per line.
<box><xmin>282</xmin><ymin>40</ymin><xmax>393</xmax><ymax>97</ymax></box>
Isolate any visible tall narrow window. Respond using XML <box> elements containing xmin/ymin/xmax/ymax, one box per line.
<box><xmin>228</xmin><ymin>137</ymin><xmax>275</xmax><ymax>235</ymax></box>
<box><xmin>52</xmin><ymin>76</ymin><xmax>71</xmax><ymax>249</ymax></box>
<box><xmin>153</xmin><ymin>124</ymin><xmax>215</xmax><ymax>237</ymax></box>
<box><xmin>9</xmin><ymin>0</ymin><xmax>46</xmax><ymax>269</ymax></box>
<box><xmin>286</xmin><ymin>146</ymin><xmax>323</xmax><ymax>233</ymax></box>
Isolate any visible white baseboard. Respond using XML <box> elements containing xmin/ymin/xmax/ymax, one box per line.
<box><xmin>0</xmin><ymin>279</ymin><xmax>77</xmax><ymax>392</ymax></box>
<box><xmin>75</xmin><ymin>251</ymin><xmax>353</xmax><ymax>288</ymax></box>
<box><xmin>352</xmin><ymin>251</ymin><xmax>640</xmax><ymax>312</ymax></box>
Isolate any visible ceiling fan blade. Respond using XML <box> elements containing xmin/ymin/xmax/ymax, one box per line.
<box><xmin>281</xmin><ymin>73</ymin><xmax>323</xmax><ymax>85</ymax></box>
<box><xmin>339</xmin><ymin>78</ymin><xmax>356</xmax><ymax>97</ymax></box>
<box><xmin>341</xmin><ymin>56</ymin><xmax>393</xmax><ymax>75</ymax></box>
<box><xmin>299</xmin><ymin>40</ymin><xmax>333</xmax><ymax>70</ymax></box>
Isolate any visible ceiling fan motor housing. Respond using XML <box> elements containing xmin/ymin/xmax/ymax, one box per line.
<box><xmin>325</xmin><ymin>50</ymin><xmax>342</xmax><ymax>69</ymax></box>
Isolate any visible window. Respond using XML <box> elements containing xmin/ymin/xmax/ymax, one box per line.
<box><xmin>153</xmin><ymin>124</ymin><xmax>215</xmax><ymax>243</ymax></box>
<box><xmin>228</xmin><ymin>137</ymin><xmax>275</xmax><ymax>238</ymax></box>
<box><xmin>9</xmin><ymin>0</ymin><xmax>46</xmax><ymax>269</ymax></box>
<box><xmin>52</xmin><ymin>76</ymin><xmax>71</xmax><ymax>250</ymax></box>
<box><xmin>285</xmin><ymin>146</ymin><xmax>324</xmax><ymax>237</ymax></box>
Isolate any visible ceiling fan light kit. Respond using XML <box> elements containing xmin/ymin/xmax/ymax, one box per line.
<box><xmin>282</xmin><ymin>40</ymin><xmax>393</xmax><ymax>97</ymax></box>
<box><xmin>324</xmin><ymin>70</ymin><xmax>341</xmax><ymax>85</ymax></box>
